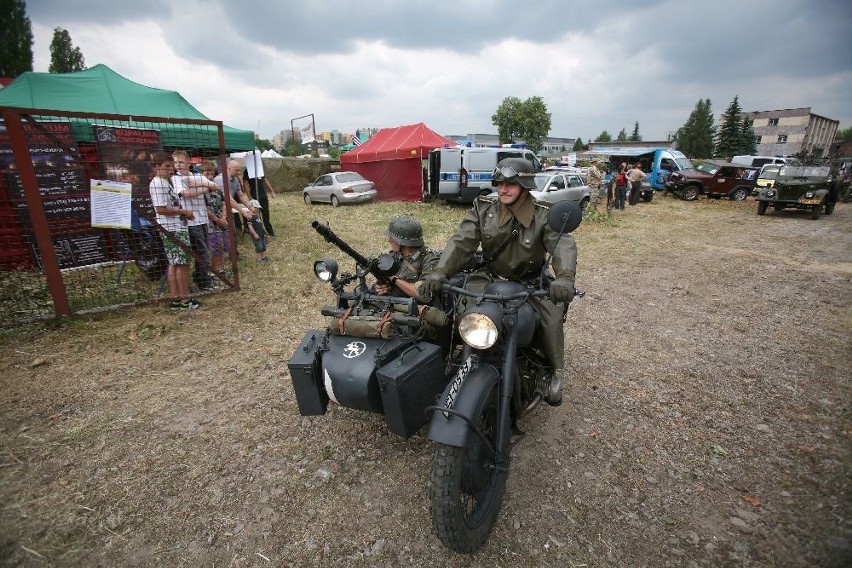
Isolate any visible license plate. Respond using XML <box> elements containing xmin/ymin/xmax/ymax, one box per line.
<box><xmin>801</xmin><ymin>199</ymin><xmax>821</xmax><ymax>205</ymax></box>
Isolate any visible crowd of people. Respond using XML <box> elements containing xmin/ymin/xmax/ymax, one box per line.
<box><xmin>148</xmin><ymin>153</ymin><xmax>275</xmax><ymax>310</ymax></box>
<box><xmin>584</xmin><ymin>158</ymin><xmax>647</xmax><ymax>213</ymax></box>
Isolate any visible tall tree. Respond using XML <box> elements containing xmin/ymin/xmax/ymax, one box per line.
<box><xmin>572</xmin><ymin>137</ymin><xmax>585</xmax><ymax>151</ymax></box>
<box><xmin>595</xmin><ymin>130</ymin><xmax>612</xmax><ymax>142</ymax></box>
<box><xmin>492</xmin><ymin>96</ymin><xmax>524</xmax><ymax>144</ymax></box>
<box><xmin>616</xmin><ymin>128</ymin><xmax>627</xmax><ymax>141</ymax></box>
<box><xmin>676</xmin><ymin>98</ymin><xmax>716</xmax><ymax>158</ymax></box>
<box><xmin>715</xmin><ymin>95</ymin><xmax>744</xmax><ymax>159</ymax></box>
<box><xmin>739</xmin><ymin>116</ymin><xmax>758</xmax><ymax>155</ymax></box>
<box><xmin>0</xmin><ymin>0</ymin><xmax>34</xmax><ymax>77</ymax></box>
<box><xmin>629</xmin><ymin>121</ymin><xmax>642</xmax><ymax>142</ymax></box>
<box><xmin>49</xmin><ymin>27</ymin><xmax>85</xmax><ymax>73</ymax></box>
<box><xmin>491</xmin><ymin>95</ymin><xmax>552</xmax><ymax>153</ymax></box>
<box><xmin>836</xmin><ymin>126</ymin><xmax>852</xmax><ymax>141</ymax></box>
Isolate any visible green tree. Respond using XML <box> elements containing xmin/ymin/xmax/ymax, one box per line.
<box><xmin>572</xmin><ymin>137</ymin><xmax>585</xmax><ymax>151</ymax></box>
<box><xmin>836</xmin><ymin>126</ymin><xmax>852</xmax><ymax>141</ymax></box>
<box><xmin>714</xmin><ymin>95</ymin><xmax>744</xmax><ymax>159</ymax></box>
<box><xmin>629</xmin><ymin>121</ymin><xmax>642</xmax><ymax>142</ymax></box>
<box><xmin>492</xmin><ymin>96</ymin><xmax>524</xmax><ymax>144</ymax></box>
<box><xmin>616</xmin><ymin>128</ymin><xmax>627</xmax><ymax>142</ymax></box>
<box><xmin>284</xmin><ymin>138</ymin><xmax>303</xmax><ymax>157</ymax></box>
<box><xmin>739</xmin><ymin>116</ymin><xmax>758</xmax><ymax>155</ymax></box>
<box><xmin>327</xmin><ymin>146</ymin><xmax>340</xmax><ymax>159</ymax></box>
<box><xmin>254</xmin><ymin>138</ymin><xmax>272</xmax><ymax>151</ymax></box>
<box><xmin>49</xmin><ymin>27</ymin><xmax>85</xmax><ymax>73</ymax></box>
<box><xmin>0</xmin><ymin>0</ymin><xmax>33</xmax><ymax>77</ymax></box>
<box><xmin>491</xmin><ymin>95</ymin><xmax>552</xmax><ymax>153</ymax></box>
<box><xmin>595</xmin><ymin>130</ymin><xmax>612</xmax><ymax>142</ymax></box>
<box><xmin>676</xmin><ymin>98</ymin><xmax>716</xmax><ymax>158</ymax></box>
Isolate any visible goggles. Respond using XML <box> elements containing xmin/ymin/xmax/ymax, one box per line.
<box><xmin>493</xmin><ymin>166</ymin><xmax>535</xmax><ymax>179</ymax></box>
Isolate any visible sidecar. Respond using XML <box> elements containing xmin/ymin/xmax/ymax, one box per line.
<box><xmin>288</xmin><ymin>327</ymin><xmax>446</xmax><ymax>439</ymax></box>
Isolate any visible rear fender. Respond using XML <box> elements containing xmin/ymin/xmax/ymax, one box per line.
<box><xmin>427</xmin><ymin>365</ymin><xmax>499</xmax><ymax>448</ymax></box>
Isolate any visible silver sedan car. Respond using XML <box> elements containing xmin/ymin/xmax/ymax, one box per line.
<box><xmin>303</xmin><ymin>171</ymin><xmax>377</xmax><ymax>206</ymax></box>
<box><xmin>491</xmin><ymin>172</ymin><xmax>590</xmax><ymax>209</ymax></box>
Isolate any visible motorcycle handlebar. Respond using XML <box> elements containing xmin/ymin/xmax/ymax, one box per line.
<box><xmin>320</xmin><ymin>306</ymin><xmax>422</xmax><ymax>327</ymax></box>
<box><xmin>442</xmin><ymin>283</ymin><xmax>585</xmax><ymax>301</ymax></box>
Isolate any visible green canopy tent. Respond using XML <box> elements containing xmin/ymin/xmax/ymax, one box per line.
<box><xmin>0</xmin><ymin>64</ymin><xmax>255</xmax><ymax>151</ymax></box>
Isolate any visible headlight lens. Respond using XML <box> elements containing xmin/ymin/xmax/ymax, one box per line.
<box><xmin>805</xmin><ymin>191</ymin><xmax>814</xmax><ymax>198</ymax></box>
<box><xmin>766</xmin><ymin>190</ymin><xmax>776</xmax><ymax>198</ymax></box>
<box><xmin>313</xmin><ymin>259</ymin><xmax>338</xmax><ymax>282</ymax></box>
<box><xmin>459</xmin><ymin>312</ymin><xmax>499</xmax><ymax>349</ymax></box>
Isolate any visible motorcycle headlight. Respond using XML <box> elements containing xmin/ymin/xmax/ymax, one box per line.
<box><xmin>459</xmin><ymin>312</ymin><xmax>499</xmax><ymax>349</ymax></box>
<box><xmin>313</xmin><ymin>259</ymin><xmax>338</xmax><ymax>282</ymax></box>
<box><xmin>805</xmin><ymin>191</ymin><xmax>815</xmax><ymax>198</ymax></box>
<box><xmin>766</xmin><ymin>190</ymin><xmax>776</xmax><ymax>198</ymax></box>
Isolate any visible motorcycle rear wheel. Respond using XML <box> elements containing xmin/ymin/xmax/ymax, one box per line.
<box><xmin>429</xmin><ymin>387</ymin><xmax>506</xmax><ymax>553</ymax></box>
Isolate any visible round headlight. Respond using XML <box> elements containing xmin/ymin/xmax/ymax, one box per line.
<box><xmin>459</xmin><ymin>312</ymin><xmax>499</xmax><ymax>349</ymax></box>
<box><xmin>805</xmin><ymin>191</ymin><xmax>814</xmax><ymax>198</ymax></box>
<box><xmin>766</xmin><ymin>190</ymin><xmax>776</xmax><ymax>198</ymax></box>
<box><xmin>313</xmin><ymin>259</ymin><xmax>338</xmax><ymax>282</ymax></box>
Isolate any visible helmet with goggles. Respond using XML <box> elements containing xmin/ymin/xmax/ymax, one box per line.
<box><xmin>491</xmin><ymin>157</ymin><xmax>537</xmax><ymax>190</ymax></box>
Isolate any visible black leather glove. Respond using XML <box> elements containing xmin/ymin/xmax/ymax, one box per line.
<box><xmin>423</xmin><ymin>273</ymin><xmax>447</xmax><ymax>296</ymax></box>
<box><xmin>548</xmin><ymin>278</ymin><xmax>575</xmax><ymax>303</ymax></box>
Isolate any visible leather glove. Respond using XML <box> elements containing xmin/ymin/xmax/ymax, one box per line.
<box><xmin>548</xmin><ymin>278</ymin><xmax>575</xmax><ymax>303</ymax></box>
<box><xmin>423</xmin><ymin>273</ymin><xmax>447</xmax><ymax>296</ymax></box>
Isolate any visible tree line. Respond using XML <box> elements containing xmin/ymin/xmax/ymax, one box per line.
<box><xmin>1</xmin><ymin>0</ymin><xmax>86</xmax><ymax>76</ymax></box>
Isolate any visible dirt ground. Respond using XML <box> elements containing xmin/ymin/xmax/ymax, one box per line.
<box><xmin>1</xmin><ymin>193</ymin><xmax>850</xmax><ymax>567</ymax></box>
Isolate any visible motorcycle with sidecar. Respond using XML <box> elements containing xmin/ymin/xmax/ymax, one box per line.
<box><xmin>287</xmin><ymin>200</ymin><xmax>582</xmax><ymax>553</ymax></box>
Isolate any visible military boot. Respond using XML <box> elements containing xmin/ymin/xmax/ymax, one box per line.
<box><xmin>545</xmin><ymin>373</ymin><xmax>562</xmax><ymax>407</ymax></box>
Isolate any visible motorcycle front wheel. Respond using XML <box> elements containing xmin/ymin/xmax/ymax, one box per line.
<box><xmin>429</xmin><ymin>386</ymin><xmax>507</xmax><ymax>553</ymax></box>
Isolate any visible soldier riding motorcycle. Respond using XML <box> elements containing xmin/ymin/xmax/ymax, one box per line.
<box><xmin>287</xmin><ymin>160</ymin><xmax>582</xmax><ymax>553</ymax></box>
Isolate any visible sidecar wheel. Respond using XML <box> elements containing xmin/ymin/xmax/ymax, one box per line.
<box><xmin>429</xmin><ymin>387</ymin><xmax>506</xmax><ymax>553</ymax></box>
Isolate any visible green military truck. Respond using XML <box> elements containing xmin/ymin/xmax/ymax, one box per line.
<box><xmin>755</xmin><ymin>165</ymin><xmax>836</xmax><ymax>220</ymax></box>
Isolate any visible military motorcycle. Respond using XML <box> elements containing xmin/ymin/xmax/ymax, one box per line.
<box><xmin>287</xmin><ymin>201</ymin><xmax>582</xmax><ymax>553</ymax></box>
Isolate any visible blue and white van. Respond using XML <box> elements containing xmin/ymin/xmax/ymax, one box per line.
<box><xmin>427</xmin><ymin>146</ymin><xmax>542</xmax><ymax>203</ymax></box>
<box><xmin>594</xmin><ymin>147</ymin><xmax>695</xmax><ymax>197</ymax></box>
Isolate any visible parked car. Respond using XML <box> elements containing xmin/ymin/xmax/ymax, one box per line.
<box><xmin>666</xmin><ymin>160</ymin><xmax>759</xmax><ymax>201</ymax></box>
<box><xmin>755</xmin><ymin>165</ymin><xmax>836</xmax><ymax>220</ymax></box>
<box><xmin>489</xmin><ymin>172</ymin><xmax>590</xmax><ymax>209</ymax></box>
<box><xmin>753</xmin><ymin>164</ymin><xmax>783</xmax><ymax>195</ymax></box>
<box><xmin>303</xmin><ymin>172</ymin><xmax>377</xmax><ymax>206</ymax></box>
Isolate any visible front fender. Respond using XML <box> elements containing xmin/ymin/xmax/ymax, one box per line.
<box><xmin>427</xmin><ymin>365</ymin><xmax>499</xmax><ymax>448</ymax></box>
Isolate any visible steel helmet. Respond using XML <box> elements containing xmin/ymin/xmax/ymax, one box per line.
<box><xmin>491</xmin><ymin>157</ymin><xmax>537</xmax><ymax>190</ymax></box>
<box><xmin>386</xmin><ymin>215</ymin><xmax>424</xmax><ymax>247</ymax></box>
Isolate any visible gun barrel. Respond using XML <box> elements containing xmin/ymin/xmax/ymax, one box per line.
<box><xmin>312</xmin><ymin>221</ymin><xmax>371</xmax><ymax>268</ymax></box>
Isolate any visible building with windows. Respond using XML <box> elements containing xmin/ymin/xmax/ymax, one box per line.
<box><xmin>445</xmin><ymin>133</ymin><xmax>576</xmax><ymax>155</ymax></box>
<box><xmin>742</xmin><ymin>107</ymin><xmax>838</xmax><ymax>160</ymax></box>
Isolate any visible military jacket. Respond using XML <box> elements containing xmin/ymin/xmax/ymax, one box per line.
<box><xmin>390</xmin><ymin>246</ymin><xmax>439</xmax><ymax>302</ymax></box>
<box><xmin>434</xmin><ymin>195</ymin><xmax>577</xmax><ymax>282</ymax></box>
<box><xmin>587</xmin><ymin>165</ymin><xmax>603</xmax><ymax>188</ymax></box>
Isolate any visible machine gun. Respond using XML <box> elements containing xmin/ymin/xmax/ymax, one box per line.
<box><xmin>312</xmin><ymin>221</ymin><xmax>399</xmax><ymax>286</ymax></box>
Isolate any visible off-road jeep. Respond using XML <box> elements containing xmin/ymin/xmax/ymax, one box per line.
<box><xmin>666</xmin><ymin>160</ymin><xmax>759</xmax><ymax>201</ymax></box>
<box><xmin>755</xmin><ymin>165</ymin><xmax>836</xmax><ymax>220</ymax></box>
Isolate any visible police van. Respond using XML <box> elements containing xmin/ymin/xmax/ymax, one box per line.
<box><xmin>427</xmin><ymin>146</ymin><xmax>542</xmax><ymax>203</ymax></box>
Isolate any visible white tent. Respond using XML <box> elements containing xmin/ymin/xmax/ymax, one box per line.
<box><xmin>261</xmin><ymin>149</ymin><xmax>283</xmax><ymax>158</ymax></box>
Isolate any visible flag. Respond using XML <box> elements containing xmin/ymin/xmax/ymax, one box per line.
<box><xmin>351</xmin><ymin>129</ymin><xmax>362</xmax><ymax>146</ymax></box>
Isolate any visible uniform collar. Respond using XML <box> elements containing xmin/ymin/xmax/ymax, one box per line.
<box><xmin>497</xmin><ymin>193</ymin><xmax>535</xmax><ymax>228</ymax></box>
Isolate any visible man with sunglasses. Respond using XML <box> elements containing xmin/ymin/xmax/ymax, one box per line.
<box><xmin>424</xmin><ymin>157</ymin><xmax>578</xmax><ymax>406</ymax></box>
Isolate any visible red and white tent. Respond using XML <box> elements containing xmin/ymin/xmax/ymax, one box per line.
<box><xmin>340</xmin><ymin>122</ymin><xmax>455</xmax><ymax>201</ymax></box>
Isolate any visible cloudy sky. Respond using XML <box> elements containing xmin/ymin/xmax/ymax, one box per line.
<box><xmin>24</xmin><ymin>0</ymin><xmax>852</xmax><ymax>142</ymax></box>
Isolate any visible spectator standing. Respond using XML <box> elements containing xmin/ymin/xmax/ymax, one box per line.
<box><xmin>172</xmin><ymin>150</ymin><xmax>218</xmax><ymax>291</ymax></box>
<box><xmin>614</xmin><ymin>162</ymin><xmax>629</xmax><ymax>210</ymax></box>
<box><xmin>586</xmin><ymin>158</ymin><xmax>604</xmax><ymax>211</ymax></box>
<box><xmin>242</xmin><ymin>151</ymin><xmax>276</xmax><ymax>236</ymax></box>
<box><xmin>214</xmin><ymin>159</ymin><xmax>256</xmax><ymax>240</ymax></box>
<box><xmin>148</xmin><ymin>155</ymin><xmax>199</xmax><ymax>309</ymax></box>
<box><xmin>627</xmin><ymin>161</ymin><xmax>647</xmax><ymax>206</ymax></box>
<box><xmin>201</xmin><ymin>161</ymin><xmax>228</xmax><ymax>277</ymax></box>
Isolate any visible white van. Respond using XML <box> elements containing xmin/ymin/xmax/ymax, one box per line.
<box><xmin>427</xmin><ymin>146</ymin><xmax>541</xmax><ymax>203</ymax></box>
<box><xmin>732</xmin><ymin>155</ymin><xmax>792</xmax><ymax>168</ymax></box>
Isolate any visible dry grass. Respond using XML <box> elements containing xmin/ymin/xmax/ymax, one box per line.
<box><xmin>1</xmin><ymin>192</ymin><xmax>850</xmax><ymax>566</ymax></box>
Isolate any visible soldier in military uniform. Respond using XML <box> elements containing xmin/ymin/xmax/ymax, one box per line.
<box><xmin>424</xmin><ymin>158</ymin><xmax>578</xmax><ymax>406</ymax></box>
<box><xmin>587</xmin><ymin>158</ymin><xmax>604</xmax><ymax>209</ymax></box>
<box><xmin>374</xmin><ymin>215</ymin><xmax>439</xmax><ymax>304</ymax></box>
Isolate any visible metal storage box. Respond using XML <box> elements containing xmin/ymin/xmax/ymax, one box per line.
<box><xmin>377</xmin><ymin>342</ymin><xmax>445</xmax><ymax>438</ymax></box>
<box><xmin>287</xmin><ymin>331</ymin><xmax>328</xmax><ymax>415</ymax></box>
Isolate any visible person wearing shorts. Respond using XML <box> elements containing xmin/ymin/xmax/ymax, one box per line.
<box><xmin>202</xmin><ymin>161</ymin><xmax>229</xmax><ymax>277</ymax></box>
<box><xmin>148</xmin><ymin>154</ymin><xmax>200</xmax><ymax>309</ymax></box>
